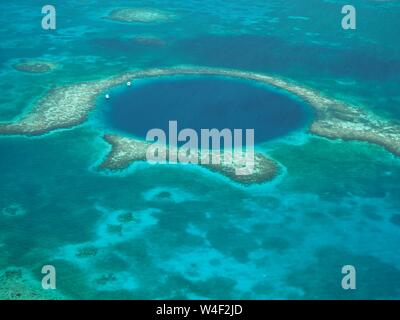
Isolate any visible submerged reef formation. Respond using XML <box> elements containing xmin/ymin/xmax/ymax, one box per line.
<box><xmin>106</xmin><ymin>8</ymin><xmax>173</xmax><ymax>23</ymax></box>
<box><xmin>75</xmin><ymin>246</ymin><xmax>98</xmax><ymax>258</ymax></box>
<box><xmin>117</xmin><ymin>212</ymin><xmax>136</xmax><ymax>223</ymax></box>
<box><xmin>12</xmin><ymin>60</ymin><xmax>58</xmax><ymax>73</ymax></box>
<box><xmin>95</xmin><ymin>273</ymin><xmax>117</xmax><ymax>286</ymax></box>
<box><xmin>1</xmin><ymin>66</ymin><xmax>399</xmax><ymax>183</ymax></box>
<box><xmin>0</xmin><ymin>268</ymin><xmax>63</xmax><ymax>300</ymax></box>
<box><xmin>310</xmin><ymin>103</ymin><xmax>400</xmax><ymax>156</ymax></box>
<box><xmin>100</xmin><ymin>134</ymin><xmax>278</xmax><ymax>184</ymax></box>
<box><xmin>2</xmin><ymin>203</ymin><xmax>26</xmax><ymax>217</ymax></box>
<box><xmin>0</xmin><ymin>79</ymin><xmax>111</xmax><ymax>135</ymax></box>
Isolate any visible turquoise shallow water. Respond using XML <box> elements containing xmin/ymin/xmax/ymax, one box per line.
<box><xmin>1</xmin><ymin>0</ymin><xmax>400</xmax><ymax>299</ymax></box>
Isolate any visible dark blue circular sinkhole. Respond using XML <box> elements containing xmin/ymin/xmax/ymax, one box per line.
<box><xmin>101</xmin><ymin>76</ymin><xmax>311</xmax><ymax>144</ymax></box>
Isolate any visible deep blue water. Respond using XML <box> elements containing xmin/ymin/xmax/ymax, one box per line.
<box><xmin>103</xmin><ymin>77</ymin><xmax>310</xmax><ymax>143</ymax></box>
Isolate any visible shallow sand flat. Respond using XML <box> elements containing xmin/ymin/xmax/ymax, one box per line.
<box><xmin>100</xmin><ymin>134</ymin><xmax>278</xmax><ymax>185</ymax></box>
<box><xmin>106</xmin><ymin>8</ymin><xmax>173</xmax><ymax>23</ymax></box>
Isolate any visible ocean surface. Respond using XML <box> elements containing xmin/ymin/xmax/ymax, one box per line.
<box><xmin>1</xmin><ymin>0</ymin><xmax>400</xmax><ymax>299</ymax></box>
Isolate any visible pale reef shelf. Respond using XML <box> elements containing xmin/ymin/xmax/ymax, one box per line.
<box><xmin>105</xmin><ymin>8</ymin><xmax>174</xmax><ymax>24</ymax></box>
<box><xmin>100</xmin><ymin>134</ymin><xmax>278</xmax><ymax>184</ymax></box>
<box><xmin>1</xmin><ymin>66</ymin><xmax>399</xmax><ymax>184</ymax></box>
